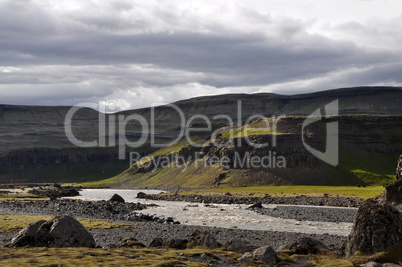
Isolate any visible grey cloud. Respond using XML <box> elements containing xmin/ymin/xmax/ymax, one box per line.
<box><xmin>0</xmin><ymin>0</ymin><xmax>401</xmax><ymax>109</ymax></box>
<box><xmin>1</xmin><ymin>29</ymin><xmax>397</xmax><ymax>87</ymax></box>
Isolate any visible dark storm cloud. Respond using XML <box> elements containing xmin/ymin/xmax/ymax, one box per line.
<box><xmin>1</xmin><ymin>22</ymin><xmax>396</xmax><ymax>87</ymax></box>
<box><xmin>0</xmin><ymin>0</ymin><xmax>401</xmax><ymax>109</ymax></box>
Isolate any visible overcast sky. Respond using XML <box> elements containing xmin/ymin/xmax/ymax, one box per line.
<box><xmin>1</xmin><ymin>0</ymin><xmax>402</xmax><ymax>110</ymax></box>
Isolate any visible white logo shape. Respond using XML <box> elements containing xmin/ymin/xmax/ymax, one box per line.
<box><xmin>302</xmin><ymin>100</ymin><xmax>339</xmax><ymax>166</ymax></box>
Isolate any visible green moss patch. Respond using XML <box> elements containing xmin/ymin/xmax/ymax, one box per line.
<box><xmin>173</xmin><ymin>185</ymin><xmax>384</xmax><ymax>199</ymax></box>
<box><xmin>0</xmin><ymin>247</ymin><xmax>241</xmax><ymax>266</ymax></box>
<box><xmin>0</xmin><ymin>214</ymin><xmax>128</xmax><ymax>233</ymax></box>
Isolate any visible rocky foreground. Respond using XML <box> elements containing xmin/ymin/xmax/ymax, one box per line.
<box><xmin>0</xmin><ymin>186</ymin><xmax>401</xmax><ymax>266</ymax></box>
<box><xmin>1</xmin><ymin>195</ymin><xmax>400</xmax><ymax>266</ymax></box>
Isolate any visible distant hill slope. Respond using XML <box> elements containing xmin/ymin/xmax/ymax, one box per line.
<box><xmin>0</xmin><ymin>86</ymin><xmax>401</xmax><ymax>153</ymax></box>
<box><xmin>0</xmin><ymin>86</ymin><xmax>401</xmax><ymax>184</ymax></box>
<box><xmin>87</xmin><ymin>115</ymin><xmax>402</xmax><ymax>188</ymax></box>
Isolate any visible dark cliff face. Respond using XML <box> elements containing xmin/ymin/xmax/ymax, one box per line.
<box><xmin>0</xmin><ymin>146</ymin><xmax>157</xmax><ymax>184</ymax></box>
<box><xmin>0</xmin><ymin>87</ymin><xmax>401</xmax><ymax>154</ymax></box>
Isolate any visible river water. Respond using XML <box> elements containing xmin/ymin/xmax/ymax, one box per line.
<box><xmin>63</xmin><ymin>189</ymin><xmax>353</xmax><ymax>236</ymax></box>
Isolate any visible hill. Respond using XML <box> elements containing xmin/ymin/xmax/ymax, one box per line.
<box><xmin>87</xmin><ymin>114</ymin><xmax>402</xmax><ymax>188</ymax></box>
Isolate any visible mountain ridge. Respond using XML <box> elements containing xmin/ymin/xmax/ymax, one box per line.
<box><xmin>0</xmin><ymin>86</ymin><xmax>401</xmax><ymax>184</ymax></box>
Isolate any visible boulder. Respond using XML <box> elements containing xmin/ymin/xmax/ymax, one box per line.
<box><xmin>11</xmin><ymin>220</ymin><xmax>46</xmax><ymax>247</ymax></box>
<box><xmin>12</xmin><ymin>215</ymin><xmax>95</xmax><ymax>248</ymax></box>
<box><xmin>165</xmin><ymin>239</ymin><xmax>188</xmax><ymax>249</ymax></box>
<box><xmin>339</xmin><ymin>199</ymin><xmax>402</xmax><ymax>256</ymax></box>
<box><xmin>238</xmin><ymin>252</ymin><xmax>253</xmax><ymax>263</ymax></box>
<box><xmin>376</xmin><ymin>179</ymin><xmax>402</xmax><ymax>209</ymax></box>
<box><xmin>109</xmin><ymin>193</ymin><xmax>125</xmax><ymax>203</ymax></box>
<box><xmin>148</xmin><ymin>237</ymin><xmax>187</xmax><ymax>249</ymax></box>
<box><xmin>247</xmin><ymin>202</ymin><xmax>263</xmax><ymax>209</ymax></box>
<box><xmin>252</xmin><ymin>246</ymin><xmax>279</xmax><ymax>264</ymax></box>
<box><xmin>149</xmin><ymin>238</ymin><xmax>164</xmax><ymax>247</ymax></box>
<box><xmin>225</xmin><ymin>238</ymin><xmax>250</xmax><ymax>253</ymax></box>
<box><xmin>278</xmin><ymin>237</ymin><xmax>328</xmax><ymax>254</ymax></box>
<box><xmin>239</xmin><ymin>246</ymin><xmax>278</xmax><ymax>264</ymax></box>
<box><xmin>137</xmin><ymin>192</ymin><xmax>147</xmax><ymax>198</ymax></box>
<box><xmin>188</xmin><ymin>230</ymin><xmax>218</xmax><ymax>249</ymax></box>
<box><xmin>376</xmin><ymin>155</ymin><xmax>402</xmax><ymax>209</ymax></box>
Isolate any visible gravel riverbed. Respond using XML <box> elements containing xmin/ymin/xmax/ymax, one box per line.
<box><xmin>0</xmin><ymin>199</ymin><xmax>349</xmax><ymax>250</ymax></box>
<box><xmin>138</xmin><ymin>193</ymin><xmax>363</xmax><ymax>207</ymax></box>
<box><xmin>249</xmin><ymin>205</ymin><xmax>357</xmax><ymax>223</ymax></box>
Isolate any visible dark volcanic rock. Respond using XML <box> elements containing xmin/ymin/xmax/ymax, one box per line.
<box><xmin>189</xmin><ymin>230</ymin><xmax>218</xmax><ymax>249</ymax></box>
<box><xmin>149</xmin><ymin>237</ymin><xmax>164</xmax><ymax>247</ymax></box>
<box><xmin>28</xmin><ymin>185</ymin><xmax>79</xmax><ymax>198</ymax></box>
<box><xmin>225</xmin><ymin>238</ymin><xmax>251</xmax><ymax>253</ymax></box>
<box><xmin>12</xmin><ymin>215</ymin><xmax>95</xmax><ymax>248</ymax></box>
<box><xmin>137</xmin><ymin>192</ymin><xmax>147</xmax><ymax>198</ymax></box>
<box><xmin>376</xmin><ymin>179</ymin><xmax>402</xmax><ymax>210</ymax></box>
<box><xmin>109</xmin><ymin>193</ymin><xmax>125</xmax><ymax>203</ymax></box>
<box><xmin>165</xmin><ymin>238</ymin><xmax>188</xmax><ymax>249</ymax></box>
<box><xmin>252</xmin><ymin>246</ymin><xmax>279</xmax><ymax>264</ymax></box>
<box><xmin>239</xmin><ymin>246</ymin><xmax>278</xmax><ymax>264</ymax></box>
<box><xmin>339</xmin><ymin>199</ymin><xmax>402</xmax><ymax>256</ymax></box>
<box><xmin>376</xmin><ymin>155</ymin><xmax>402</xmax><ymax>210</ymax></box>
<box><xmin>147</xmin><ymin>237</ymin><xmax>188</xmax><ymax>249</ymax></box>
<box><xmin>279</xmin><ymin>237</ymin><xmax>328</xmax><ymax>254</ymax></box>
<box><xmin>247</xmin><ymin>202</ymin><xmax>263</xmax><ymax>209</ymax></box>
<box><xmin>11</xmin><ymin>220</ymin><xmax>46</xmax><ymax>247</ymax></box>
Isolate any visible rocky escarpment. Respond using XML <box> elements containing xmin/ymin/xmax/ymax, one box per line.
<box><xmin>126</xmin><ymin>116</ymin><xmax>402</xmax><ymax>186</ymax></box>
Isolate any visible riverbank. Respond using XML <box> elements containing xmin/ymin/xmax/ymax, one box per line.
<box><xmin>0</xmin><ymin>188</ymin><xmax>358</xmax><ymax>265</ymax></box>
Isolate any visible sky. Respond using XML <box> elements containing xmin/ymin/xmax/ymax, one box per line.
<box><xmin>1</xmin><ymin>0</ymin><xmax>402</xmax><ymax>110</ymax></box>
